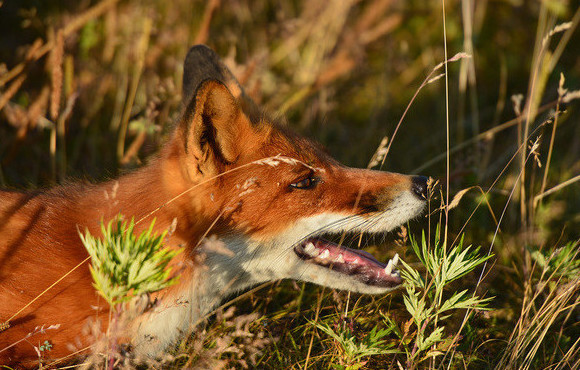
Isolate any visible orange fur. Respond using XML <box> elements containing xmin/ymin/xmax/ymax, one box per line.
<box><xmin>0</xmin><ymin>45</ymin><xmax>427</xmax><ymax>367</ymax></box>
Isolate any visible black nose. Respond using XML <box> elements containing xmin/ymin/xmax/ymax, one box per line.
<box><xmin>411</xmin><ymin>176</ymin><xmax>429</xmax><ymax>199</ymax></box>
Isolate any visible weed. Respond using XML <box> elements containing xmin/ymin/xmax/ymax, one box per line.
<box><xmin>79</xmin><ymin>215</ymin><xmax>180</xmax><ymax>307</ymax></box>
<box><xmin>313</xmin><ymin>319</ymin><xmax>397</xmax><ymax>369</ymax></box>
<box><xmin>397</xmin><ymin>226</ymin><xmax>493</xmax><ymax>368</ymax></box>
<box><xmin>79</xmin><ymin>215</ymin><xmax>180</xmax><ymax>366</ymax></box>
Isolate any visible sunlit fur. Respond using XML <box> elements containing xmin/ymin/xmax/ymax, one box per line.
<box><xmin>0</xmin><ymin>45</ymin><xmax>426</xmax><ymax>366</ymax></box>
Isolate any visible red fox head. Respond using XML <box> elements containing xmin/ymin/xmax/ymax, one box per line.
<box><xmin>160</xmin><ymin>46</ymin><xmax>429</xmax><ymax>297</ymax></box>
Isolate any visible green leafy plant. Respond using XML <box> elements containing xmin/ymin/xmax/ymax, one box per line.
<box><xmin>313</xmin><ymin>319</ymin><xmax>397</xmax><ymax>370</ymax></box>
<box><xmin>38</xmin><ymin>340</ymin><xmax>52</xmax><ymax>352</ymax></box>
<box><xmin>398</xmin><ymin>225</ymin><xmax>493</xmax><ymax>368</ymax></box>
<box><xmin>528</xmin><ymin>241</ymin><xmax>580</xmax><ymax>280</ymax></box>
<box><xmin>79</xmin><ymin>215</ymin><xmax>180</xmax><ymax>307</ymax></box>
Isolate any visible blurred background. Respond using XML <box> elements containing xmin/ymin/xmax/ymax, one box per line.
<box><xmin>0</xmin><ymin>0</ymin><xmax>578</xmax><ymax>368</ymax></box>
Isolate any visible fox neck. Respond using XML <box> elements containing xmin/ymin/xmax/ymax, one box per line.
<box><xmin>131</xmin><ymin>235</ymin><xmax>277</xmax><ymax>356</ymax></box>
<box><xmin>79</xmin><ymin>151</ymin><xmax>221</xmax><ymax>249</ymax></box>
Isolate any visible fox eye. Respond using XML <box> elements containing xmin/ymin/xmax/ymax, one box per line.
<box><xmin>290</xmin><ymin>176</ymin><xmax>319</xmax><ymax>190</ymax></box>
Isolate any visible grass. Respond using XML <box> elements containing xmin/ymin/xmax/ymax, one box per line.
<box><xmin>1</xmin><ymin>0</ymin><xmax>579</xmax><ymax>368</ymax></box>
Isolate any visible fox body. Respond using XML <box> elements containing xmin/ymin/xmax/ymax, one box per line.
<box><xmin>0</xmin><ymin>45</ymin><xmax>428</xmax><ymax>366</ymax></box>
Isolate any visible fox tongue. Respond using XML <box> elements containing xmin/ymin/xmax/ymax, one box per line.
<box><xmin>310</xmin><ymin>240</ymin><xmax>383</xmax><ymax>266</ymax></box>
<box><xmin>295</xmin><ymin>238</ymin><xmax>402</xmax><ymax>288</ymax></box>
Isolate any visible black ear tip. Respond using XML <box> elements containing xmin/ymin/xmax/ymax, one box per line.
<box><xmin>188</xmin><ymin>44</ymin><xmax>212</xmax><ymax>52</ymax></box>
<box><xmin>184</xmin><ymin>45</ymin><xmax>222</xmax><ymax>75</ymax></box>
<box><xmin>185</xmin><ymin>45</ymin><xmax>219</xmax><ymax>63</ymax></box>
<box><xmin>182</xmin><ymin>45</ymin><xmax>226</xmax><ymax>107</ymax></box>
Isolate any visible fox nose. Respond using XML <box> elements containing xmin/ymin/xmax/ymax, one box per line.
<box><xmin>411</xmin><ymin>176</ymin><xmax>429</xmax><ymax>199</ymax></box>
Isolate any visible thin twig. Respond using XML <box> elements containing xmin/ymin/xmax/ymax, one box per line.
<box><xmin>377</xmin><ymin>51</ymin><xmax>471</xmax><ymax>171</ymax></box>
<box><xmin>537</xmin><ymin>73</ymin><xmax>566</xmax><ymax>208</ymax></box>
<box><xmin>412</xmin><ymin>99</ymin><xmax>559</xmax><ymax>173</ymax></box>
<box><xmin>117</xmin><ymin>17</ymin><xmax>152</xmax><ymax>162</ymax></box>
<box><xmin>534</xmin><ymin>174</ymin><xmax>580</xmax><ymax>204</ymax></box>
<box><xmin>441</xmin><ymin>0</ymin><xmax>450</xmax><ymax>252</ymax></box>
<box><xmin>441</xmin><ymin>145</ymin><xmax>542</xmax><ymax>370</ymax></box>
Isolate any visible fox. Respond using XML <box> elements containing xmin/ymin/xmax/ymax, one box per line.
<box><xmin>0</xmin><ymin>45</ymin><xmax>428</xmax><ymax>366</ymax></box>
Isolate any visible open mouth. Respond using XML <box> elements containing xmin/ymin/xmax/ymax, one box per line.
<box><xmin>294</xmin><ymin>238</ymin><xmax>402</xmax><ymax>288</ymax></box>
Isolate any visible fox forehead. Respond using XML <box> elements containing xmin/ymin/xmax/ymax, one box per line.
<box><xmin>198</xmin><ymin>121</ymin><xmax>409</xmax><ymax>238</ymax></box>
<box><xmin>235</xmin><ymin>118</ymin><xmax>334</xmax><ymax>169</ymax></box>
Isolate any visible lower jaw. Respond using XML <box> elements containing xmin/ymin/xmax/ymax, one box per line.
<box><xmin>294</xmin><ymin>238</ymin><xmax>403</xmax><ymax>289</ymax></box>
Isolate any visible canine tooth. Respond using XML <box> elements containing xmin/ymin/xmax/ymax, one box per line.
<box><xmin>335</xmin><ymin>254</ymin><xmax>345</xmax><ymax>263</ymax></box>
<box><xmin>303</xmin><ymin>243</ymin><xmax>319</xmax><ymax>257</ymax></box>
<box><xmin>304</xmin><ymin>242</ymin><xmax>316</xmax><ymax>253</ymax></box>
<box><xmin>319</xmin><ymin>249</ymin><xmax>330</xmax><ymax>259</ymax></box>
<box><xmin>384</xmin><ymin>260</ymin><xmax>393</xmax><ymax>275</ymax></box>
<box><xmin>392</xmin><ymin>253</ymin><xmax>399</xmax><ymax>267</ymax></box>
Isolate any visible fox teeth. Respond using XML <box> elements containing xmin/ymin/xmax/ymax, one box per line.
<box><xmin>303</xmin><ymin>243</ymin><xmax>320</xmax><ymax>257</ymax></box>
<box><xmin>384</xmin><ymin>260</ymin><xmax>394</xmax><ymax>275</ymax></box>
<box><xmin>384</xmin><ymin>253</ymin><xmax>400</xmax><ymax>275</ymax></box>
<box><xmin>319</xmin><ymin>249</ymin><xmax>330</xmax><ymax>259</ymax></box>
<box><xmin>335</xmin><ymin>254</ymin><xmax>345</xmax><ymax>263</ymax></box>
<box><xmin>304</xmin><ymin>242</ymin><xmax>316</xmax><ymax>253</ymax></box>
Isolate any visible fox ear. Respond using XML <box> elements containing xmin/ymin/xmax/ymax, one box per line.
<box><xmin>182</xmin><ymin>45</ymin><xmax>259</xmax><ymax>123</ymax></box>
<box><xmin>183</xmin><ymin>79</ymin><xmax>250</xmax><ymax>176</ymax></box>
<box><xmin>182</xmin><ymin>45</ymin><xmax>237</xmax><ymax>108</ymax></box>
